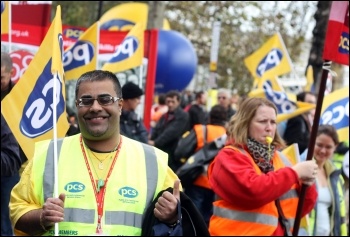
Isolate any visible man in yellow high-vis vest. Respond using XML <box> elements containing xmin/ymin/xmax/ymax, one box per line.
<box><xmin>9</xmin><ymin>70</ymin><xmax>183</xmax><ymax>236</ymax></box>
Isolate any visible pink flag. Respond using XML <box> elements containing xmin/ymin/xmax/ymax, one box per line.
<box><xmin>322</xmin><ymin>1</ymin><xmax>349</xmax><ymax>65</ymax></box>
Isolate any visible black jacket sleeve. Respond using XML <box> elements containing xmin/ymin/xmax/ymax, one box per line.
<box><xmin>283</xmin><ymin>115</ymin><xmax>309</xmax><ymax>154</ymax></box>
<box><xmin>141</xmin><ymin>187</ymin><xmax>210</xmax><ymax>236</ymax></box>
<box><xmin>153</xmin><ymin>112</ymin><xmax>190</xmax><ymax>148</ymax></box>
<box><xmin>1</xmin><ymin>114</ymin><xmax>21</xmax><ymax>176</ymax></box>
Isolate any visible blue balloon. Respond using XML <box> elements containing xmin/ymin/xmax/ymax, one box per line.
<box><xmin>155</xmin><ymin>30</ymin><xmax>197</xmax><ymax>94</ymax></box>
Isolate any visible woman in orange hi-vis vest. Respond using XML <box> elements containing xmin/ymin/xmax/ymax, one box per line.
<box><xmin>208</xmin><ymin>97</ymin><xmax>318</xmax><ymax>236</ymax></box>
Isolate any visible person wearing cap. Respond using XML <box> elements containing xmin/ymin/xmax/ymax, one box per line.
<box><xmin>120</xmin><ymin>82</ymin><xmax>149</xmax><ymax>143</ymax></box>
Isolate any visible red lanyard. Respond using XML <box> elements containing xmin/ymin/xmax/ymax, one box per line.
<box><xmin>80</xmin><ymin>135</ymin><xmax>122</xmax><ymax>234</ymax></box>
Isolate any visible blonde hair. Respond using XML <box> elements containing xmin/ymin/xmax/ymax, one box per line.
<box><xmin>227</xmin><ymin>97</ymin><xmax>286</xmax><ymax>149</ymax></box>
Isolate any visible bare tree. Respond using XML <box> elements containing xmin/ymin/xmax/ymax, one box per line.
<box><xmin>306</xmin><ymin>1</ymin><xmax>331</xmax><ymax>93</ymax></box>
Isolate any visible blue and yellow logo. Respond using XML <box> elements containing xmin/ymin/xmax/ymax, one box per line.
<box><xmin>19</xmin><ymin>61</ymin><xmax>65</xmax><ymax>138</ymax></box>
<box><xmin>107</xmin><ymin>36</ymin><xmax>139</xmax><ymax>63</ymax></box>
<box><xmin>320</xmin><ymin>97</ymin><xmax>349</xmax><ymax>131</ymax></box>
<box><xmin>339</xmin><ymin>32</ymin><xmax>349</xmax><ymax>54</ymax></box>
<box><xmin>63</xmin><ymin>40</ymin><xmax>95</xmax><ymax>71</ymax></box>
<box><xmin>256</xmin><ymin>48</ymin><xmax>283</xmax><ymax>77</ymax></box>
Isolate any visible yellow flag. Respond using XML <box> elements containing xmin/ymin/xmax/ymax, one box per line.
<box><xmin>304</xmin><ymin>65</ymin><xmax>314</xmax><ymax>91</ymax></box>
<box><xmin>102</xmin><ymin>22</ymin><xmax>144</xmax><ymax>72</ymax></box>
<box><xmin>244</xmin><ymin>32</ymin><xmax>293</xmax><ymax>79</ymax></box>
<box><xmin>1</xmin><ymin>1</ymin><xmax>10</xmax><ymax>35</ymax></box>
<box><xmin>64</xmin><ymin>21</ymin><xmax>99</xmax><ymax>80</ymax></box>
<box><xmin>282</xmin><ymin>143</ymin><xmax>300</xmax><ymax>165</ymax></box>
<box><xmin>1</xmin><ymin>5</ymin><xmax>69</xmax><ymax>160</ymax></box>
<box><xmin>51</xmin><ymin>5</ymin><xmax>64</xmax><ymax>76</ymax></box>
<box><xmin>320</xmin><ymin>86</ymin><xmax>349</xmax><ymax>142</ymax></box>
<box><xmin>248</xmin><ymin>88</ymin><xmax>315</xmax><ymax>123</ymax></box>
<box><xmin>253</xmin><ymin>76</ymin><xmax>285</xmax><ymax>91</ymax></box>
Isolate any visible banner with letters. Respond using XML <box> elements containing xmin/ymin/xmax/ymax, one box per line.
<box><xmin>63</xmin><ymin>21</ymin><xmax>99</xmax><ymax>80</ymax></box>
<box><xmin>320</xmin><ymin>86</ymin><xmax>349</xmax><ymax>142</ymax></box>
<box><xmin>101</xmin><ymin>22</ymin><xmax>145</xmax><ymax>73</ymax></box>
<box><xmin>244</xmin><ymin>32</ymin><xmax>293</xmax><ymax>80</ymax></box>
<box><xmin>248</xmin><ymin>80</ymin><xmax>315</xmax><ymax>123</ymax></box>
<box><xmin>1</xmin><ymin>6</ymin><xmax>69</xmax><ymax>160</ymax></box>
<box><xmin>323</xmin><ymin>1</ymin><xmax>349</xmax><ymax>65</ymax></box>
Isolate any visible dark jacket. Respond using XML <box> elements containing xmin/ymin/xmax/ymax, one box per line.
<box><xmin>283</xmin><ymin>115</ymin><xmax>310</xmax><ymax>154</ymax></box>
<box><xmin>1</xmin><ymin>113</ymin><xmax>21</xmax><ymax>176</ymax></box>
<box><xmin>151</xmin><ymin>107</ymin><xmax>190</xmax><ymax>171</ymax></box>
<box><xmin>1</xmin><ymin>80</ymin><xmax>28</xmax><ymax>165</ymax></box>
<box><xmin>226</xmin><ymin>106</ymin><xmax>236</xmax><ymax>122</ymax></box>
<box><xmin>187</xmin><ymin>104</ymin><xmax>208</xmax><ymax>128</ymax></box>
<box><xmin>120</xmin><ymin>110</ymin><xmax>149</xmax><ymax>143</ymax></box>
<box><xmin>141</xmin><ymin>187</ymin><xmax>210</xmax><ymax>236</ymax></box>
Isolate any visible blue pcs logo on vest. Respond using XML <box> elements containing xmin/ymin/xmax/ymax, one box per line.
<box><xmin>64</xmin><ymin>182</ymin><xmax>85</xmax><ymax>193</ymax></box>
<box><xmin>256</xmin><ymin>48</ymin><xmax>283</xmax><ymax>77</ymax></box>
<box><xmin>119</xmin><ymin>186</ymin><xmax>138</xmax><ymax>198</ymax></box>
<box><xmin>63</xmin><ymin>41</ymin><xmax>95</xmax><ymax>70</ymax></box>
<box><xmin>19</xmin><ymin>61</ymin><xmax>65</xmax><ymax>138</ymax></box>
<box><xmin>108</xmin><ymin>36</ymin><xmax>139</xmax><ymax>63</ymax></box>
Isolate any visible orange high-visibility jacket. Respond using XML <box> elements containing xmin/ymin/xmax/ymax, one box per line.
<box><xmin>208</xmin><ymin>145</ymin><xmax>298</xmax><ymax>236</ymax></box>
<box><xmin>193</xmin><ymin>124</ymin><xmax>226</xmax><ymax>189</ymax></box>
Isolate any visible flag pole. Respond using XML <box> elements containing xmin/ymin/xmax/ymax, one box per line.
<box><xmin>52</xmin><ymin>71</ymin><xmax>60</xmax><ymax>236</ymax></box>
<box><xmin>292</xmin><ymin>60</ymin><xmax>331</xmax><ymax>236</ymax></box>
<box><xmin>96</xmin><ymin>21</ymin><xmax>100</xmax><ymax>69</ymax></box>
<box><xmin>8</xmin><ymin>1</ymin><xmax>12</xmax><ymax>53</ymax></box>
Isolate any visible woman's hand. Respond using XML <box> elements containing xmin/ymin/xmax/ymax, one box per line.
<box><xmin>292</xmin><ymin>160</ymin><xmax>318</xmax><ymax>181</ymax></box>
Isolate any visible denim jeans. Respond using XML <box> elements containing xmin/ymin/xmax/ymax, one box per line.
<box><xmin>184</xmin><ymin>184</ymin><xmax>214</xmax><ymax>227</ymax></box>
<box><xmin>1</xmin><ymin>174</ymin><xmax>20</xmax><ymax>236</ymax></box>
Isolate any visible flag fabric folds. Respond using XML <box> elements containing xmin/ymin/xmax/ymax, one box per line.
<box><xmin>244</xmin><ymin>32</ymin><xmax>293</xmax><ymax>80</ymax></box>
<box><xmin>282</xmin><ymin>143</ymin><xmax>301</xmax><ymax>164</ymax></box>
<box><xmin>1</xmin><ymin>1</ymin><xmax>10</xmax><ymax>35</ymax></box>
<box><xmin>304</xmin><ymin>65</ymin><xmax>314</xmax><ymax>92</ymax></box>
<box><xmin>248</xmin><ymin>79</ymin><xmax>315</xmax><ymax>123</ymax></box>
<box><xmin>320</xmin><ymin>86</ymin><xmax>349</xmax><ymax>142</ymax></box>
<box><xmin>101</xmin><ymin>22</ymin><xmax>144</xmax><ymax>73</ymax></box>
<box><xmin>1</xmin><ymin>5</ymin><xmax>69</xmax><ymax>160</ymax></box>
<box><xmin>253</xmin><ymin>76</ymin><xmax>285</xmax><ymax>92</ymax></box>
<box><xmin>63</xmin><ymin>21</ymin><xmax>99</xmax><ymax>80</ymax></box>
<box><xmin>51</xmin><ymin>5</ymin><xmax>64</xmax><ymax>75</ymax></box>
<box><xmin>323</xmin><ymin>1</ymin><xmax>349</xmax><ymax>66</ymax></box>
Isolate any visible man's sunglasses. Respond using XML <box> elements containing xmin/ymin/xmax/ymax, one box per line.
<box><xmin>77</xmin><ymin>96</ymin><xmax>120</xmax><ymax>107</ymax></box>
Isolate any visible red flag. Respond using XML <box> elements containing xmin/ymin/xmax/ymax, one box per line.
<box><xmin>323</xmin><ymin>1</ymin><xmax>349</xmax><ymax>65</ymax></box>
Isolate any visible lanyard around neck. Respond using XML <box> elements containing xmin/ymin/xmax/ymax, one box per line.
<box><xmin>80</xmin><ymin>135</ymin><xmax>122</xmax><ymax>234</ymax></box>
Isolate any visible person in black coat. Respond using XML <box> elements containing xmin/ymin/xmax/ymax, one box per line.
<box><xmin>187</xmin><ymin>91</ymin><xmax>209</xmax><ymax>129</ymax></box>
<box><xmin>149</xmin><ymin>90</ymin><xmax>190</xmax><ymax>172</ymax></box>
<box><xmin>1</xmin><ymin>52</ymin><xmax>24</xmax><ymax>236</ymax></box>
<box><xmin>283</xmin><ymin>91</ymin><xmax>317</xmax><ymax>154</ymax></box>
<box><xmin>120</xmin><ymin>82</ymin><xmax>149</xmax><ymax>143</ymax></box>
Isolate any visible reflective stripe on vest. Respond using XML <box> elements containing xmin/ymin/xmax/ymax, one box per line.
<box><xmin>213</xmin><ymin>205</ymin><xmax>278</xmax><ymax>226</ymax></box>
<box><xmin>211</xmin><ymin>145</ymin><xmax>298</xmax><ymax>235</ymax></box>
<box><xmin>43</xmin><ymin>139</ymin><xmax>158</xmax><ymax>228</ymax></box>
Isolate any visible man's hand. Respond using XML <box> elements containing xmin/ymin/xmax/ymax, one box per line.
<box><xmin>154</xmin><ymin>180</ymin><xmax>180</xmax><ymax>224</ymax></box>
<box><xmin>41</xmin><ymin>193</ymin><xmax>66</xmax><ymax>228</ymax></box>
